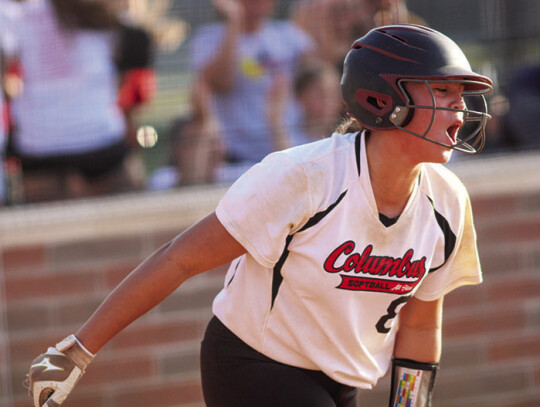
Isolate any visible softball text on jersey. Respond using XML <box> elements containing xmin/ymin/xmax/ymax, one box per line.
<box><xmin>325</xmin><ymin>242</ymin><xmax>426</xmax><ymax>294</ymax></box>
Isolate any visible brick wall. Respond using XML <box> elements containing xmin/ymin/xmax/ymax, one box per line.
<box><xmin>1</xmin><ymin>153</ymin><xmax>540</xmax><ymax>407</ymax></box>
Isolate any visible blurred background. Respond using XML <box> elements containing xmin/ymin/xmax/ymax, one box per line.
<box><xmin>1</xmin><ymin>0</ymin><xmax>540</xmax><ymax>406</ymax></box>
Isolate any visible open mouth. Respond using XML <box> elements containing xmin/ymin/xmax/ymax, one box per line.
<box><xmin>446</xmin><ymin>121</ymin><xmax>463</xmax><ymax>143</ymax></box>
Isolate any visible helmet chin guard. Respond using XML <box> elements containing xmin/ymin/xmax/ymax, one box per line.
<box><xmin>341</xmin><ymin>24</ymin><xmax>494</xmax><ymax>154</ymax></box>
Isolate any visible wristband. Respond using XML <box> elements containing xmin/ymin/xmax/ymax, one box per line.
<box><xmin>55</xmin><ymin>334</ymin><xmax>95</xmax><ymax>371</ymax></box>
<box><xmin>389</xmin><ymin>358</ymin><xmax>439</xmax><ymax>407</ymax></box>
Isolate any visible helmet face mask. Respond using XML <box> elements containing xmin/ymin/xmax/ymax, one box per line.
<box><xmin>341</xmin><ymin>24</ymin><xmax>494</xmax><ymax>154</ymax></box>
<box><xmin>390</xmin><ymin>78</ymin><xmax>492</xmax><ymax>153</ymax></box>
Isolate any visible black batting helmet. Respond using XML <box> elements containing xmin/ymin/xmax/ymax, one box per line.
<box><xmin>341</xmin><ymin>24</ymin><xmax>493</xmax><ymax>153</ymax></box>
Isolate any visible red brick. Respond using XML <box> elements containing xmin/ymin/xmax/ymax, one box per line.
<box><xmin>49</xmin><ymin>391</ymin><xmax>106</xmax><ymax>407</ymax></box>
<box><xmin>488</xmin><ymin>333</ymin><xmax>540</xmax><ymax>361</ymax></box>
<box><xmin>6</xmin><ymin>302</ymin><xmax>51</xmax><ymax>332</ymax></box>
<box><xmin>9</xmin><ymin>333</ymin><xmax>68</xmax><ymax>366</ymax></box>
<box><xmin>435</xmin><ymin>367</ymin><xmax>529</xmax><ymax>400</ymax></box>
<box><xmin>443</xmin><ymin>284</ymin><xmax>487</xmax><ymax>310</ymax></box>
<box><xmin>1</xmin><ymin>245</ymin><xmax>47</xmax><ymax>272</ymax></box>
<box><xmin>112</xmin><ymin>379</ymin><xmax>203</xmax><ymax>406</ymax></box>
<box><xmin>443</xmin><ymin>307</ymin><xmax>526</xmax><ymax>338</ymax></box>
<box><xmin>48</xmin><ymin>236</ymin><xmax>145</xmax><ymax>265</ymax></box>
<box><xmin>110</xmin><ymin>319</ymin><xmax>201</xmax><ymax>350</ymax></box>
<box><xmin>521</xmin><ymin>192</ymin><xmax>540</xmax><ymax>211</ymax></box>
<box><xmin>476</xmin><ymin>216</ymin><xmax>540</xmax><ymax>245</ymax></box>
<box><xmin>486</xmin><ymin>275</ymin><xmax>540</xmax><ymax>303</ymax></box>
<box><xmin>505</xmin><ymin>394</ymin><xmax>540</xmax><ymax>407</ymax></box>
<box><xmin>158</xmin><ymin>285</ymin><xmax>221</xmax><ymax>314</ymax></box>
<box><xmin>477</xmin><ymin>246</ymin><xmax>527</xmax><ymax>274</ymax></box>
<box><xmin>52</xmin><ymin>296</ymin><xmax>104</xmax><ymax>327</ymax></box>
<box><xmin>5</xmin><ymin>270</ymin><xmax>98</xmax><ymax>301</ymax></box>
<box><xmin>440</xmin><ymin>340</ymin><xmax>487</xmax><ymax>368</ymax></box>
<box><xmin>472</xmin><ymin>196</ymin><xmax>519</xmax><ymax>220</ymax></box>
<box><xmin>158</xmin><ymin>351</ymin><xmax>201</xmax><ymax>376</ymax></box>
<box><xmin>82</xmin><ymin>354</ymin><xmax>155</xmax><ymax>385</ymax></box>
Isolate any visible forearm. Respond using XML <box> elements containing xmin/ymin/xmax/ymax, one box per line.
<box><xmin>393</xmin><ymin>324</ymin><xmax>442</xmax><ymax>363</ymax></box>
<box><xmin>75</xmin><ymin>241</ymin><xmax>187</xmax><ymax>354</ymax></box>
<box><xmin>75</xmin><ymin>213</ymin><xmax>246</xmax><ymax>354</ymax></box>
<box><xmin>389</xmin><ymin>297</ymin><xmax>443</xmax><ymax>407</ymax></box>
<box><xmin>394</xmin><ymin>296</ymin><xmax>443</xmax><ymax>363</ymax></box>
<box><xmin>203</xmin><ymin>15</ymin><xmax>242</xmax><ymax>93</ymax></box>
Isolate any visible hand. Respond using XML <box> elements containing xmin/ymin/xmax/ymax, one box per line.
<box><xmin>212</xmin><ymin>0</ymin><xmax>244</xmax><ymax>24</ymax></box>
<box><xmin>26</xmin><ymin>335</ymin><xmax>94</xmax><ymax>407</ymax></box>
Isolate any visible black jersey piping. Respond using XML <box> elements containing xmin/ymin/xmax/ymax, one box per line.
<box><xmin>226</xmin><ymin>258</ymin><xmax>242</xmax><ymax>287</ymax></box>
<box><xmin>355</xmin><ymin>131</ymin><xmax>362</xmax><ymax>176</ymax></box>
<box><xmin>426</xmin><ymin>195</ymin><xmax>457</xmax><ymax>273</ymax></box>
<box><xmin>271</xmin><ymin>190</ymin><xmax>348</xmax><ymax>309</ymax></box>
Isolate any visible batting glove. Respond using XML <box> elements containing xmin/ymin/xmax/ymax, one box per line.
<box><xmin>26</xmin><ymin>335</ymin><xmax>94</xmax><ymax>407</ymax></box>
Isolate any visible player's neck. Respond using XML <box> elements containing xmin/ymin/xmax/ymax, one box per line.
<box><xmin>366</xmin><ymin>132</ymin><xmax>422</xmax><ymax>218</ymax></box>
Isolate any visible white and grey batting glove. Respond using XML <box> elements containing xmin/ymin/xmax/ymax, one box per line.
<box><xmin>26</xmin><ymin>335</ymin><xmax>95</xmax><ymax>407</ymax></box>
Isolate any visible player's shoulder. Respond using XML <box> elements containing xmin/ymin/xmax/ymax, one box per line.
<box><xmin>421</xmin><ymin>162</ymin><xmax>471</xmax><ymax>211</ymax></box>
<box><xmin>424</xmin><ymin>163</ymin><xmax>467</xmax><ymax>191</ymax></box>
<box><xmin>276</xmin><ymin>132</ymin><xmax>357</xmax><ymax>169</ymax></box>
<box><xmin>269</xmin><ymin>133</ymin><xmax>359</xmax><ymax>196</ymax></box>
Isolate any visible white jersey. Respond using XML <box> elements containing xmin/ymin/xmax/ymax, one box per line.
<box><xmin>214</xmin><ymin>131</ymin><xmax>482</xmax><ymax>389</ymax></box>
<box><xmin>9</xmin><ymin>0</ymin><xmax>125</xmax><ymax>156</ymax></box>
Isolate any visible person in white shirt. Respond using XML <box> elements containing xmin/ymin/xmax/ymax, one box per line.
<box><xmin>26</xmin><ymin>25</ymin><xmax>492</xmax><ymax>407</ymax></box>
<box><xmin>191</xmin><ymin>0</ymin><xmax>314</xmax><ymax>183</ymax></box>
<box><xmin>8</xmin><ymin>0</ymin><xmax>143</xmax><ymax>202</ymax></box>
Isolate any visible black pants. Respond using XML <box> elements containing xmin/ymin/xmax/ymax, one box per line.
<box><xmin>11</xmin><ymin>139</ymin><xmax>129</xmax><ymax>181</ymax></box>
<box><xmin>200</xmin><ymin>316</ymin><xmax>358</xmax><ymax>407</ymax></box>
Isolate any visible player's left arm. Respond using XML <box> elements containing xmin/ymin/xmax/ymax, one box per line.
<box><xmin>389</xmin><ymin>296</ymin><xmax>443</xmax><ymax>406</ymax></box>
<box><xmin>395</xmin><ymin>296</ymin><xmax>443</xmax><ymax>362</ymax></box>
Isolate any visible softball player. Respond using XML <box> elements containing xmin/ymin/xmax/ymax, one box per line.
<box><xmin>27</xmin><ymin>25</ymin><xmax>493</xmax><ymax>407</ymax></box>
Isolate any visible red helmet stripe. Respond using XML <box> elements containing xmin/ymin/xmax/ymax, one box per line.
<box><xmin>352</xmin><ymin>41</ymin><xmax>420</xmax><ymax>64</ymax></box>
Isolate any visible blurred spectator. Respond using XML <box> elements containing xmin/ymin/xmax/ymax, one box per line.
<box><xmin>480</xmin><ymin>93</ymin><xmax>510</xmax><ymax>153</ymax></box>
<box><xmin>115</xmin><ymin>9</ymin><xmax>157</xmax><ymax>148</ymax></box>
<box><xmin>0</xmin><ymin>18</ymin><xmax>8</xmax><ymax>205</ymax></box>
<box><xmin>373</xmin><ymin>0</ymin><xmax>428</xmax><ymax>26</ymax></box>
<box><xmin>290</xmin><ymin>0</ymin><xmax>427</xmax><ymax>75</ymax></box>
<box><xmin>147</xmin><ymin>76</ymin><xmax>224</xmax><ymax>190</ymax></box>
<box><xmin>504</xmin><ymin>64</ymin><xmax>540</xmax><ymax>150</ymax></box>
<box><xmin>0</xmin><ymin>0</ymin><xmax>20</xmax><ymax>205</ymax></box>
<box><xmin>7</xmin><ymin>0</ymin><xmax>153</xmax><ymax>203</ymax></box>
<box><xmin>291</xmin><ymin>0</ymin><xmax>377</xmax><ymax>73</ymax></box>
<box><xmin>267</xmin><ymin>61</ymin><xmax>343</xmax><ymax>148</ymax></box>
<box><xmin>111</xmin><ymin>0</ymin><xmax>189</xmax><ymax>54</ymax></box>
<box><xmin>190</xmin><ymin>0</ymin><xmax>314</xmax><ymax>183</ymax></box>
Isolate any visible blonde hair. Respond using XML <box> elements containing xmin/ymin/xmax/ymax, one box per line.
<box><xmin>334</xmin><ymin>116</ymin><xmax>363</xmax><ymax>134</ymax></box>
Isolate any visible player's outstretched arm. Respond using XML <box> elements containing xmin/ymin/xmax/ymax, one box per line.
<box><xmin>27</xmin><ymin>212</ymin><xmax>246</xmax><ymax>407</ymax></box>
<box><xmin>389</xmin><ymin>296</ymin><xmax>443</xmax><ymax>407</ymax></box>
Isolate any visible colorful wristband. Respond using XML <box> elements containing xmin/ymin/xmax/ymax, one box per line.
<box><xmin>389</xmin><ymin>358</ymin><xmax>439</xmax><ymax>407</ymax></box>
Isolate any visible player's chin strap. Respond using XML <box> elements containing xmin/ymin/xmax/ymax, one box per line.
<box><xmin>389</xmin><ymin>358</ymin><xmax>439</xmax><ymax>407</ymax></box>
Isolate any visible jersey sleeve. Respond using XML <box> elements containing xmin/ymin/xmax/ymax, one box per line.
<box><xmin>414</xmin><ymin>193</ymin><xmax>482</xmax><ymax>301</ymax></box>
<box><xmin>215</xmin><ymin>152</ymin><xmax>312</xmax><ymax>269</ymax></box>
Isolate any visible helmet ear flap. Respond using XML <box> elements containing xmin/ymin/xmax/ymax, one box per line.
<box><xmin>354</xmin><ymin>89</ymin><xmax>393</xmax><ymax>117</ymax></box>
